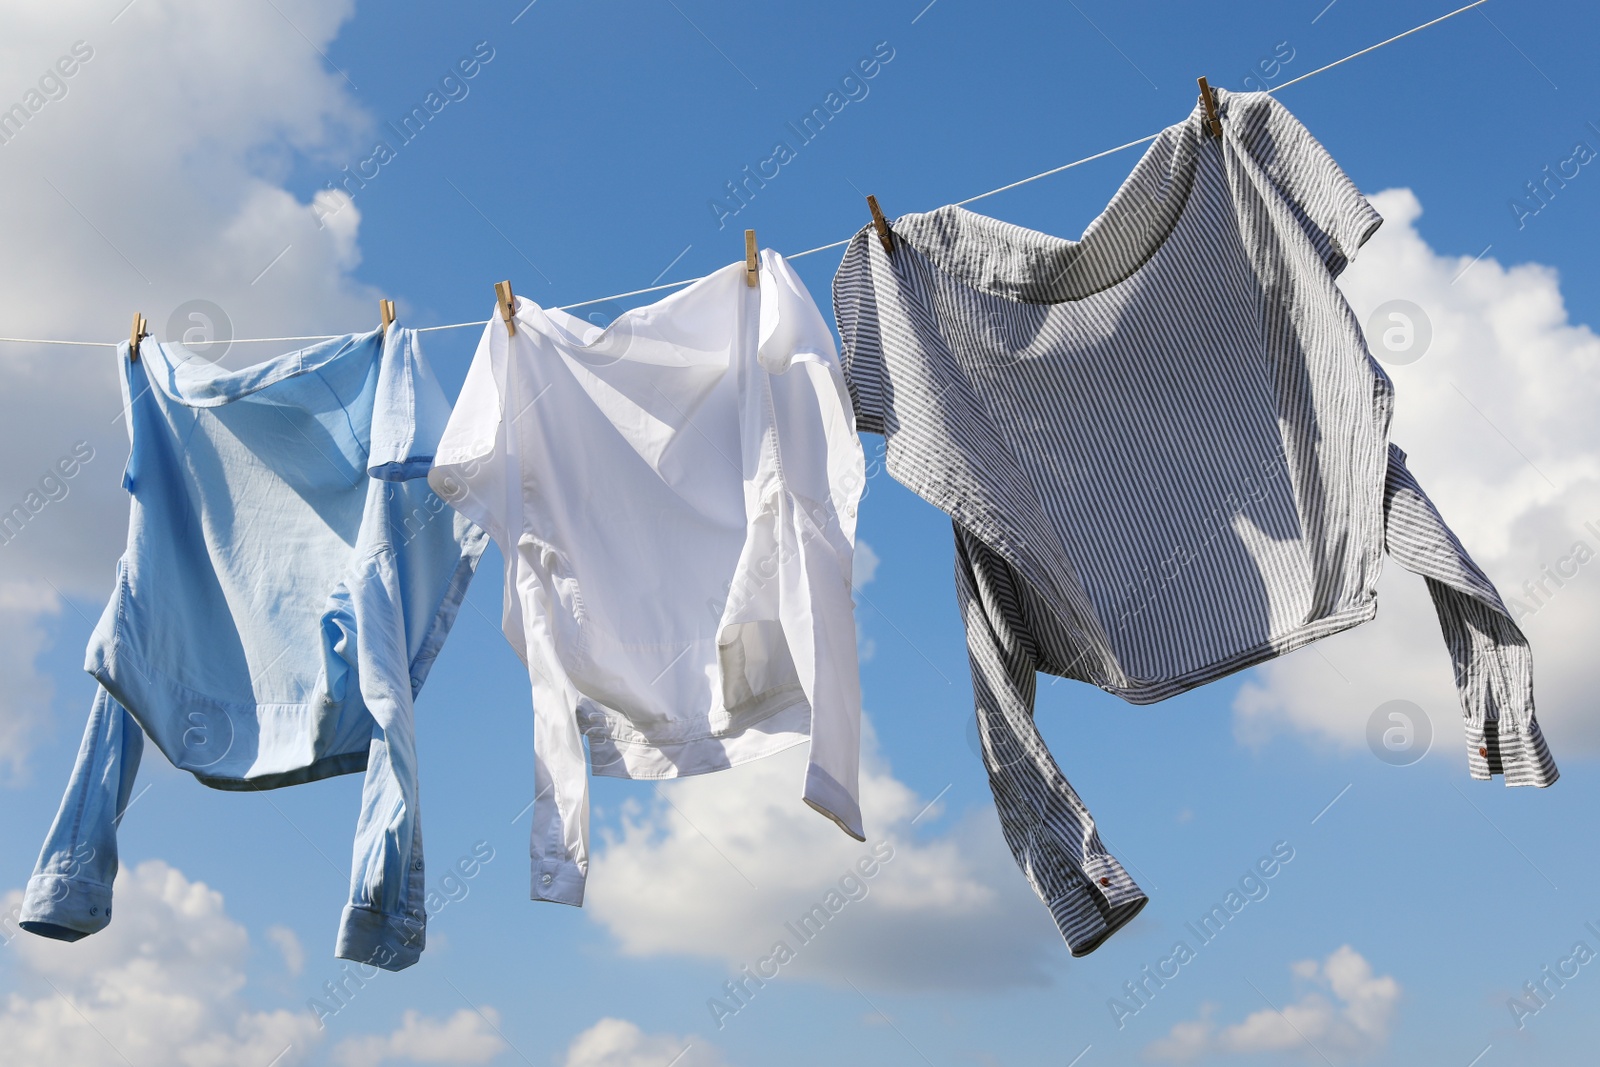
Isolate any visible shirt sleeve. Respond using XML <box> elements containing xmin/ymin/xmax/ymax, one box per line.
<box><xmin>370</xmin><ymin>327</ymin><xmax>454</xmax><ymax>481</ymax></box>
<box><xmin>831</xmin><ymin>229</ymin><xmax>891</xmax><ymax>435</ymax></box>
<box><xmin>427</xmin><ymin>317</ymin><xmax>514</xmax><ymax>545</ymax></box>
<box><xmin>17</xmin><ymin>687</ymin><xmax>145</xmax><ymax>944</ymax></box>
<box><xmin>524</xmin><ymin>627</ymin><xmax>590</xmax><ymax>907</ymax></box>
<box><xmin>425</xmin><ymin>313</ymin><xmax>588</xmax><ymax>907</ymax></box>
<box><xmin>1222</xmin><ymin>88</ymin><xmax>1383</xmax><ymax>277</ymax></box>
<box><xmin>953</xmin><ymin>525</ymin><xmax>1147</xmax><ymax>955</ymax></box>
<box><xmin>1383</xmin><ymin>445</ymin><xmax>1558</xmax><ymax>787</ymax></box>
<box><xmin>329</xmin><ymin>549</ymin><xmax>429</xmax><ymax>971</ymax></box>
<box><xmin>760</xmin><ymin>250</ymin><xmax>867</xmax><ymax>840</ymax></box>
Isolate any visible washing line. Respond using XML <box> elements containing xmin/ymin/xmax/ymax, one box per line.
<box><xmin>0</xmin><ymin>0</ymin><xmax>1491</xmax><ymax>352</ymax></box>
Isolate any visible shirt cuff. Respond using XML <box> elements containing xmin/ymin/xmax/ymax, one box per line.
<box><xmin>1465</xmin><ymin>719</ymin><xmax>1558</xmax><ymax>787</ymax></box>
<box><xmin>532</xmin><ymin>858</ymin><xmax>585</xmax><ymax>906</ymax></box>
<box><xmin>1050</xmin><ymin>854</ymin><xmax>1148</xmax><ymax>957</ymax></box>
<box><xmin>17</xmin><ymin>874</ymin><xmax>114</xmax><ymax>942</ymax></box>
<box><xmin>803</xmin><ymin>762</ymin><xmax>866</xmax><ymax>842</ymax></box>
<box><xmin>336</xmin><ymin>905</ymin><xmax>425</xmax><ymax>972</ymax></box>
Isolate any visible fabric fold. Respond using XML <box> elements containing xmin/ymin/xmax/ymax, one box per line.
<box><xmin>1384</xmin><ymin>444</ymin><xmax>1556</xmax><ymax>787</ymax></box>
<box><xmin>430</xmin><ymin>249</ymin><xmax>867</xmax><ymax>907</ymax></box>
<box><xmin>19</xmin><ymin>328</ymin><xmax>484</xmax><ymax>972</ymax></box>
<box><xmin>831</xmin><ymin>86</ymin><xmax>1554</xmax><ymax>956</ymax></box>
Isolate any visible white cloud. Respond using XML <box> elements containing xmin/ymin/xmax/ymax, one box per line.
<box><xmin>0</xmin><ymin>860</ymin><xmax>325</xmax><ymax>1067</ymax></box>
<box><xmin>0</xmin><ymin>580</ymin><xmax>60</xmax><ymax>783</ymax></box>
<box><xmin>853</xmin><ymin>538</ymin><xmax>880</xmax><ymax>661</ymax></box>
<box><xmin>1234</xmin><ymin>188</ymin><xmax>1600</xmax><ymax>759</ymax></box>
<box><xmin>585</xmin><ymin>720</ymin><xmax>1059</xmax><ymax>991</ymax></box>
<box><xmin>332</xmin><ymin>1009</ymin><xmax>506</xmax><ymax>1067</ymax></box>
<box><xmin>0</xmin><ymin>860</ymin><xmax>514</xmax><ymax>1067</ymax></box>
<box><xmin>266</xmin><ymin>924</ymin><xmax>306</xmax><ymax>977</ymax></box>
<box><xmin>852</xmin><ymin>538</ymin><xmax>880</xmax><ymax>591</ymax></box>
<box><xmin>0</xmin><ymin>10</ymin><xmax>438</xmax><ymax>1053</ymax></box>
<box><xmin>560</xmin><ymin>1018</ymin><xmax>727</xmax><ymax>1067</ymax></box>
<box><xmin>0</xmin><ymin>0</ymin><xmax>384</xmax><ymax>777</ymax></box>
<box><xmin>1146</xmin><ymin>945</ymin><xmax>1401</xmax><ymax>1061</ymax></box>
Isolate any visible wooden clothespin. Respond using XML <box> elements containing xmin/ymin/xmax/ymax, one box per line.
<box><xmin>494</xmin><ymin>280</ymin><xmax>516</xmax><ymax>337</ymax></box>
<box><xmin>1197</xmin><ymin>77</ymin><xmax>1222</xmax><ymax>138</ymax></box>
<box><xmin>866</xmin><ymin>195</ymin><xmax>894</xmax><ymax>254</ymax></box>
<box><xmin>379</xmin><ymin>299</ymin><xmax>396</xmax><ymax>334</ymax></box>
<box><xmin>745</xmin><ymin>230</ymin><xmax>759</xmax><ymax>287</ymax></box>
<box><xmin>128</xmin><ymin>312</ymin><xmax>148</xmax><ymax>363</ymax></box>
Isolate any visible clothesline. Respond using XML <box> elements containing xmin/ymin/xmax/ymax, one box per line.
<box><xmin>0</xmin><ymin>0</ymin><xmax>1489</xmax><ymax>352</ymax></box>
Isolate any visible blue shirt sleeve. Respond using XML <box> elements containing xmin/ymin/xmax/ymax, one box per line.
<box><xmin>369</xmin><ymin>327</ymin><xmax>452</xmax><ymax>481</ymax></box>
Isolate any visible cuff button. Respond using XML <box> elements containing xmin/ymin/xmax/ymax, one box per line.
<box><xmin>1479</xmin><ymin>746</ymin><xmax>1489</xmax><ymax>757</ymax></box>
<box><xmin>540</xmin><ymin>873</ymin><xmax>554</xmax><ymax>887</ymax></box>
<box><xmin>1098</xmin><ymin>877</ymin><xmax>1111</xmax><ymax>887</ymax></box>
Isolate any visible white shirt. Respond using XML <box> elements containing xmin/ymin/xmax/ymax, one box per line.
<box><xmin>430</xmin><ymin>250</ymin><xmax>866</xmax><ymax>906</ymax></box>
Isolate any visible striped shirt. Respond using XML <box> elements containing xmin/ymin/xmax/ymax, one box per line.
<box><xmin>832</xmin><ymin>88</ymin><xmax>1557</xmax><ymax>956</ymax></box>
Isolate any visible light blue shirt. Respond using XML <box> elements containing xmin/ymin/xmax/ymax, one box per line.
<box><xmin>19</xmin><ymin>327</ymin><xmax>485</xmax><ymax>971</ymax></box>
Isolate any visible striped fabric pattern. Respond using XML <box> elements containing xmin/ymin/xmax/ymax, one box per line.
<box><xmin>833</xmin><ymin>88</ymin><xmax>1556</xmax><ymax>955</ymax></box>
<box><xmin>1384</xmin><ymin>445</ymin><xmax>1558</xmax><ymax>786</ymax></box>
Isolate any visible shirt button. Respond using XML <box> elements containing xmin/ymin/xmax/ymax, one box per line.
<box><xmin>412</xmin><ymin>860</ymin><xmax>424</xmax><ymax>871</ymax></box>
<box><xmin>540</xmin><ymin>873</ymin><xmax>554</xmax><ymax>887</ymax></box>
<box><xmin>90</xmin><ymin>907</ymin><xmax>99</xmax><ymax>915</ymax></box>
<box><xmin>1098</xmin><ymin>877</ymin><xmax>1111</xmax><ymax>887</ymax></box>
<box><xmin>1479</xmin><ymin>746</ymin><xmax>1489</xmax><ymax>757</ymax></box>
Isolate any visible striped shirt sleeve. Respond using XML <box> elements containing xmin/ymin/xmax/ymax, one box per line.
<box><xmin>831</xmin><ymin>230</ymin><xmax>888</xmax><ymax>435</ymax></box>
<box><xmin>954</xmin><ymin>524</ymin><xmax>1148</xmax><ymax>955</ymax></box>
<box><xmin>1228</xmin><ymin>92</ymin><xmax>1384</xmax><ymax>277</ymax></box>
<box><xmin>1383</xmin><ymin>445</ymin><xmax>1557</xmax><ymax>786</ymax></box>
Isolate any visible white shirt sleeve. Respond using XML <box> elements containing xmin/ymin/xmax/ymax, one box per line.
<box><xmin>520</xmin><ymin>568</ymin><xmax>590</xmax><ymax>905</ymax></box>
<box><xmin>760</xmin><ymin>251</ymin><xmax>867</xmax><ymax>839</ymax></box>
<box><xmin>428</xmin><ymin>314</ymin><xmax>511</xmax><ymax>542</ymax></box>
<box><xmin>429</xmin><ymin>309</ymin><xmax>589</xmax><ymax>905</ymax></box>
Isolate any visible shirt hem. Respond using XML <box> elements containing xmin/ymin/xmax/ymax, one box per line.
<box><xmin>1094</xmin><ymin>599</ymin><xmax>1380</xmax><ymax>705</ymax></box>
<box><xmin>91</xmin><ymin>645</ymin><xmax>376</xmax><ymax>787</ymax></box>
<box><xmin>88</xmin><ymin>521</ymin><xmax>486</xmax><ymax>790</ymax></box>
<box><xmin>589</xmin><ymin>689</ymin><xmax>813</xmax><ymax>781</ymax></box>
<box><xmin>198</xmin><ymin>750</ymin><xmax>371</xmax><ymax>791</ymax></box>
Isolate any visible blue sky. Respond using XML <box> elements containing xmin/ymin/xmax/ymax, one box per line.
<box><xmin>2</xmin><ymin>1</ymin><xmax>1600</xmax><ymax>1065</ymax></box>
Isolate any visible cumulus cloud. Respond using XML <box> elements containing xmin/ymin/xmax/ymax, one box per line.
<box><xmin>852</xmin><ymin>538</ymin><xmax>880</xmax><ymax>591</ymax></box>
<box><xmin>332</xmin><ymin>1009</ymin><xmax>506</xmax><ymax>1067</ymax></box>
<box><xmin>0</xmin><ymin>861</ymin><xmax>515</xmax><ymax>1067</ymax></box>
<box><xmin>1146</xmin><ymin>945</ymin><xmax>1401</xmax><ymax>1061</ymax></box>
<box><xmin>1234</xmin><ymin>188</ymin><xmax>1600</xmax><ymax>759</ymax></box>
<box><xmin>853</xmin><ymin>538</ymin><xmax>880</xmax><ymax>661</ymax></box>
<box><xmin>0</xmin><ymin>860</ymin><xmax>324</xmax><ymax>1067</ymax></box>
<box><xmin>0</xmin><ymin>0</ymin><xmax>384</xmax><ymax>777</ymax></box>
<box><xmin>560</xmin><ymin>1018</ymin><xmax>728</xmax><ymax>1067</ymax></box>
<box><xmin>266</xmin><ymin>924</ymin><xmax>306</xmax><ymax>977</ymax></box>
<box><xmin>0</xmin><ymin>580</ymin><xmax>60</xmax><ymax>783</ymax></box>
<box><xmin>585</xmin><ymin>721</ymin><xmax>1060</xmax><ymax>991</ymax></box>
